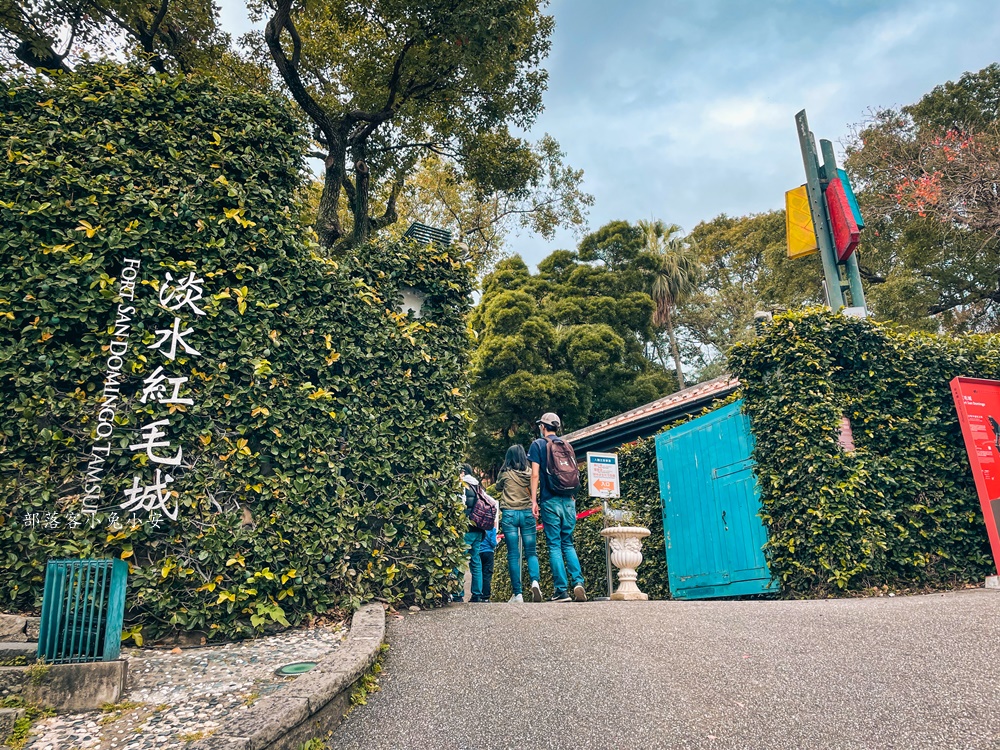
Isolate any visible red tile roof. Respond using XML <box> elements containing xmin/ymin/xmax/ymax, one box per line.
<box><xmin>563</xmin><ymin>375</ymin><xmax>740</xmax><ymax>451</ymax></box>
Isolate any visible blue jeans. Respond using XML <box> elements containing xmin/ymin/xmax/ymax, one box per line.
<box><xmin>500</xmin><ymin>509</ymin><xmax>541</xmax><ymax>596</ymax></box>
<box><xmin>539</xmin><ymin>497</ymin><xmax>584</xmax><ymax>594</ymax></box>
<box><xmin>457</xmin><ymin>530</ymin><xmax>484</xmax><ymax>601</ymax></box>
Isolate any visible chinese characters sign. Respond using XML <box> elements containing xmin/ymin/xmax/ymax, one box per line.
<box><xmin>950</xmin><ymin>376</ymin><xmax>1000</xmax><ymax>576</ymax></box>
<box><xmin>80</xmin><ymin>262</ymin><xmax>206</xmax><ymax>525</ymax></box>
<box><xmin>126</xmin><ymin>270</ymin><xmax>206</xmax><ymax>520</ymax></box>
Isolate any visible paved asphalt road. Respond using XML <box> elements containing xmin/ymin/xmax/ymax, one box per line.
<box><xmin>330</xmin><ymin>590</ymin><xmax>1000</xmax><ymax>750</ymax></box>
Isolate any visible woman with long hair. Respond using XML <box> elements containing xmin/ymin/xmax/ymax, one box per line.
<box><xmin>495</xmin><ymin>444</ymin><xmax>542</xmax><ymax>603</ymax></box>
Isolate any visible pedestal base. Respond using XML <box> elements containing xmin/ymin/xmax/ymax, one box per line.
<box><xmin>611</xmin><ymin>591</ymin><xmax>648</xmax><ymax>601</ymax></box>
<box><xmin>986</xmin><ymin>575</ymin><xmax>1000</xmax><ymax>590</ymax></box>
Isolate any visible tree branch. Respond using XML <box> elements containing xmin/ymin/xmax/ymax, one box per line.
<box><xmin>264</xmin><ymin>0</ymin><xmax>338</xmax><ymax>148</ymax></box>
<box><xmin>385</xmin><ymin>37</ymin><xmax>415</xmax><ymax>112</ymax></box>
<box><xmin>341</xmin><ymin>174</ymin><xmax>356</xmax><ymax>204</ymax></box>
<box><xmin>370</xmin><ymin>172</ymin><xmax>406</xmax><ymax>231</ymax></box>
<box><xmin>927</xmin><ymin>286</ymin><xmax>1000</xmax><ymax>316</ymax></box>
<box><xmin>14</xmin><ymin>38</ymin><xmax>70</xmax><ymax>72</ymax></box>
<box><xmin>147</xmin><ymin>0</ymin><xmax>170</xmax><ymax>45</ymax></box>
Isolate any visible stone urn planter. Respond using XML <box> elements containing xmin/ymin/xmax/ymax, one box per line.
<box><xmin>600</xmin><ymin>526</ymin><xmax>651</xmax><ymax>600</ymax></box>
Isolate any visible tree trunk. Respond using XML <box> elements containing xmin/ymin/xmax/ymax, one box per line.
<box><xmin>652</xmin><ymin>337</ymin><xmax>671</xmax><ymax>370</ymax></box>
<box><xmin>352</xmin><ymin>157</ymin><xmax>371</xmax><ymax>245</ymax></box>
<box><xmin>316</xmin><ymin>152</ymin><xmax>345</xmax><ymax>249</ymax></box>
<box><xmin>665</xmin><ymin>307</ymin><xmax>685</xmax><ymax>390</ymax></box>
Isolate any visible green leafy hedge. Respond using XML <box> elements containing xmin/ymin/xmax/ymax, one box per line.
<box><xmin>729</xmin><ymin>310</ymin><xmax>1000</xmax><ymax>595</ymax></box>
<box><xmin>494</xmin><ymin>311</ymin><xmax>999</xmax><ymax>602</ymax></box>
<box><xmin>0</xmin><ymin>65</ymin><xmax>472</xmax><ymax>639</ymax></box>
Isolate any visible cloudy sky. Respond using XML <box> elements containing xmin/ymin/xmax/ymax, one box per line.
<box><xmin>218</xmin><ymin>0</ymin><xmax>1000</xmax><ymax>268</ymax></box>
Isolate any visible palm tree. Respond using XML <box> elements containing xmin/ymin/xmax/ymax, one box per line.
<box><xmin>638</xmin><ymin>220</ymin><xmax>699</xmax><ymax>390</ymax></box>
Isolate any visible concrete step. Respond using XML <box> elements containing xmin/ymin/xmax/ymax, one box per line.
<box><xmin>0</xmin><ymin>642</ymin><xmax>38</xmax><ymax>666</ymax></box>
<box><xmin>0</xmin><ymin>707</ymin><xmax>27</xmax><ymax>741</ymax></box>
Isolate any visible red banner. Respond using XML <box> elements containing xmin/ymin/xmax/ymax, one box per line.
<box><xmin>497</xmin><ymin>506</ymin><xmax>602</xmax><ymax>543</ymax></box>
<box><xmin>950</xmin><ymin>377</ymin><xmax>1000</xmax><ymax>575</ymax></box>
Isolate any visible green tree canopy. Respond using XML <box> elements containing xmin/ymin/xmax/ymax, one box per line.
<box><xmin>468</xmin><ymin>223</ymin><xmax>679</xmax><ymax>472</ymax></box>
<box><xmin>845</xmin><ymin>63</ymin><xmax>1000</xmax><ymax>332</ymax></box>
<box><xmin>246</xmin><ymin>0</ymin><xmax>590</xmax><ymax>252</ymax></box>
<box><xmin>677</xmin><ymin>211</ymin><xmax>824</xmax><ymax>378</ymax></box>
<box><xmin>387</xmin><ymin>141</ymin><xmax>593</xmax><ymax>273</ymax></box>
<box><xmin>2</xmin><ymin>0</ymin><xmax>589</xmax><ymax>265</ymax></box>
<box><xmin>1</xmin><ymin>0</ymin><xmax>238</xmax><ymax>75</ymax></box>
<box><xmin>576</xmin><ymin>219</ymin><xmax>644</xmax><ymax>270</ymax></box>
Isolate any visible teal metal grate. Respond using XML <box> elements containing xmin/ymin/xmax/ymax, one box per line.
<box><xmin>37</xmin><ymin>559</ymin><xmax>128</xmax><ymax>664</ymax></box>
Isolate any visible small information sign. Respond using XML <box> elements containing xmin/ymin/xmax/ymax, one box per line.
<box><xmin>586</xmin><ymin>452</ymin><xmax>620</xmax><ymax>498</ymax></box>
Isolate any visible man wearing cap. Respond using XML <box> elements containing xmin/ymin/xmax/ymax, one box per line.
<box><xmin>527</xmin><ymin>412</ymin><xmax>587</xmax><ymax>603</ymax></box>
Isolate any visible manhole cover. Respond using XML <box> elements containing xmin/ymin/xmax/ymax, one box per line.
<box><xmin>275</xmin><ymin>661</ymin><xmax>317</xmax><ymax>677</ymax></box>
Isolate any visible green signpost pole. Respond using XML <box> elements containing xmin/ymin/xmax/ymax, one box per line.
<box><xmin>818</xmin><ymin>139</ymin><xmax>867</xmax><ymax>312</ymax></box>
<box><xmin>795</xmin><ymin>110</ymin><xmax>846</xmax><ymax>310</ymax></box>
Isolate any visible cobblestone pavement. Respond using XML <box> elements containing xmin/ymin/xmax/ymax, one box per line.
<box><xmin>24</xmin><ymin>623</ymin><xmax>346</xmax><ymax>750</ymax></box>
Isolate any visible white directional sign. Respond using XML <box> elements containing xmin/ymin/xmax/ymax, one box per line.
<box><xmin>586</xmin><ymin>452</ymin><xmax>620</xmax><ymax>498</ymax></box>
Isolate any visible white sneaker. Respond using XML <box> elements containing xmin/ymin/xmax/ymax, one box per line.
<box><xmin>508</xmin><ymin>594</ymin><xmax>524</xmax><ymax>603</ymax></box>
<box><xmin>530</xmin><ymin>581</ymin><xmax>542</xmax><ymax>603</ymax></box>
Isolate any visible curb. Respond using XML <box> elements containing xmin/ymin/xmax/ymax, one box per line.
<box><xmin>191</xmin><ymin>603</ymin><xmax>386</xmax><ymax>750</ymax></box>
<box><xmin>0</xmin><ymin>660</ymin><xmax>127</xmax><ymax>712</ymax></box>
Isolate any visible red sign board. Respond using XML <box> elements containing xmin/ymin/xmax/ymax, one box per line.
<box><xmin>825</xmin><ymin>177</ymin><xmax>860</xmax><ymax>261</ymax></box>
<box><xmin>950</xmin><ymin>377</ymin><xmax>1000</xmax><ymax>575</ymax></box>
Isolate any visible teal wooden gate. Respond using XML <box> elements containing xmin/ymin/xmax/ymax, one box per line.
<box><xmin>655</xmin><ymin>400</ymin><xmax>775</xmax><ymax>599</ymax></box>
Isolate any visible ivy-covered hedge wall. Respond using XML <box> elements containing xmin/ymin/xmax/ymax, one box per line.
<box><xmin>490</xmin><ymin>308</ymin><xmax>1000</xmax><ymax>602</ymax></box>
<box><xmin>729</xmin><ymin>310</ymin><xmax>1000</xmax><ymax>595</ymax></box>
<box><xmin>0</xmin><ymin>65</ymin><xmax>471</xmax><ymax>639</ymax></box>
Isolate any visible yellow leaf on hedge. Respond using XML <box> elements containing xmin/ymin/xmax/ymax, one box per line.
<box><xmin>76</xmin><ymin>220</ymin><xmax>102</xmax><ymax>238</ymax></box>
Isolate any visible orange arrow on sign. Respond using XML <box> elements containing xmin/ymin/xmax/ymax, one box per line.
<box><xmin>594</xmin><ymin>479</ymin><xmax>616</xmax><ymax>491</ymax></box>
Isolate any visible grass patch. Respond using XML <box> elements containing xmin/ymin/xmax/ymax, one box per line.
<box><xmin>349</xmin><ymin>643</ymin><xmax>389</xmax><ymax>708</ymax></box>
<box><xmin>1</xmin><ymin>697</ymin><xmax>54</xmax><ymax>749</ymax></box>
<box><xmin>241</xmin><ymin>691</ymin><xmax>260</xmax><ymax>707</ymax></box>
<box><xmin>299</xmin><ymin>736</ymin><xmax>332</xmax><ymax>750</ymax></box>
<box><xmin>98</xmin><ymin>700</ymin><xmax>144</xmax><ymax>726</ymax></box>
<box><xmin>177</xmin><ymin>730</ymin><xmax>210</xmax><ymax>743</ymax></box>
